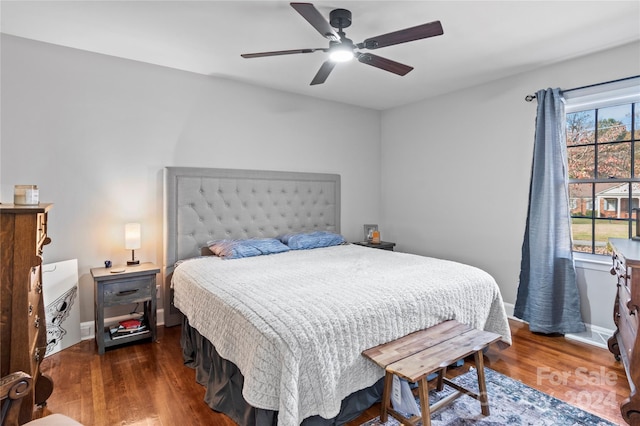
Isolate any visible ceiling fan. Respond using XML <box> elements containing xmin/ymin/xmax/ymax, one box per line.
<box><xmin>241</xmin><ymin>2</ymin><xmax>444</xmax><ymax>85</ymax></box>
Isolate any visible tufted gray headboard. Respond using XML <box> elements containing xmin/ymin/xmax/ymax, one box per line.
<box><xmin>163</xmin><ymin>167</ymin><xmax>341</xmax><ymax>326</ymax></box>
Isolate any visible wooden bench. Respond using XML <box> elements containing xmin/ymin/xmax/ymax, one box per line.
<box><xmin>362</xmin><ymin>320</ymin><xmax>501</xmax><ymax>426</ymax></box>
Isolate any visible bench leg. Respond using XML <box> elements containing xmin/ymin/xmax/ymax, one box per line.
<box><xmin>418</xmin><ymin>376</ymin><xmax>431</xmax><ymax>426</ymax></box>
<box><xmin>436</xmin><ymin>367</ymin><xmax>446</xmax><ymax>391</ymax></box>
<box><xmin>474</xmin><ymin>350</ymin><xmax>490</xmax><ymax>416</ymax></box>
<box><xmin>380</xmin><ymin>371</ymin><xmax>393</xmax><ymax>423</ymax></box>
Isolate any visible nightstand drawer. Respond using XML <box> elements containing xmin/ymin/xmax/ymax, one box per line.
<box><xmin>103</xmin><ymin>277</ymin><xmax>154</xmax><ymax>306</ymax></box>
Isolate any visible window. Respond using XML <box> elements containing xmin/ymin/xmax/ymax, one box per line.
<box><xmin>604</xmin><ymin>198</ymin><xmax>617</xmax><ymax>212</ymax></box>
<box><xmin>566</xmin><ymin>78</ymin><xmax>640</xmax><ymax>255</ymax></box>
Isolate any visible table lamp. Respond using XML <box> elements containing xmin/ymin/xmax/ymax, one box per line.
<box><xmin>125</xmin><ymin>223</ymin><xmax>141</xmax><ymax>265</ymax></box>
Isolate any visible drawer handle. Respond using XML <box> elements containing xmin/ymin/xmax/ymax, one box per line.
<box><xmin>28</xmin><ymin>304</ymin><xmax>33</xmax><ymax>316</ymax></box>
<box><xmin>117</xmin><ymin>289</ymin><xmax>139</xmax><ymax>296</ymax></box>
<box><xmin>34</xmin><ymin>316</ymin><xmax>40</xmax><ymax>328</ymax></box>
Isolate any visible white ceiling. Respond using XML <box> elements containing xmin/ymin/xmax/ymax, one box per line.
<box><xmin>1</xmin><ymin>1</ymin><xmax>639</xmax><ymax>110</ymax></box>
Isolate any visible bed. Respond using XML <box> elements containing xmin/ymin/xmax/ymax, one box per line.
<box><xmin>163</xmin><ymin>167</ymin><xmax>511</xmax><ymax>426</ymax></box>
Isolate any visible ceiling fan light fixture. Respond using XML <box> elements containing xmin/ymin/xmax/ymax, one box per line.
<box><xmin>329</xmin><ymin>38</ymin><xmax>354</xmax><ymax>62</ymax></box>
<box><xmin>329</xmin><ymin>48</ymin><xmax>354</xmax><ymax>62</ymax></box>
<box><xmin>242</xmin><ymin>3</ymin><xmax>444</xmax><ymax>85</ymax></box>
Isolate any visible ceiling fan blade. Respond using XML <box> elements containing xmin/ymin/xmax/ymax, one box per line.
<box><xmin>357</xmin><ymin>53</ymin><xmax>413</xmax><ymax>76</ymax></box>
<box><xmin>310</xmin><ymin>60</ymin><xmax>336</xmax><ymax>85</ymax></box>
<box><xmin>358</xmin><ymin>21</ymin><xmax>443</xmax><ymax>50</ymax></box>
<box><xmin>241</xmin><ymin>48</ymin><xmax>326</xmax><ymax>58</ymax></box>
<box><xmin>290</xmin><ymin>3</ymin><xmax>340</xmax><ymax>42</ymax></box>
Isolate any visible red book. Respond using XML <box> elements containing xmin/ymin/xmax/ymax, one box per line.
<box><xmin>119</xmin><ymin>319</ymin><xmax>142</xmax><ymax>329</ymax></box>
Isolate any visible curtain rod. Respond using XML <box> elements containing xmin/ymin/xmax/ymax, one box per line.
<box><xmin>524</xmin><ymin>75</ymin><xmax>640</xmax><ymax>102</ymax></box>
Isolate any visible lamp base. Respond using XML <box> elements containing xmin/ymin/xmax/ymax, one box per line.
<box><xmin>127</xmin><ymin>260</ymin><xmax>140</xmax><ymax>266</ymax></box>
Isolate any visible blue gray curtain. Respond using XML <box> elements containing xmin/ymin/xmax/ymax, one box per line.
<box><xmin>515</xmin><ymin>88</ymin><xmax>586</xmax><ymax>334</ymax></box>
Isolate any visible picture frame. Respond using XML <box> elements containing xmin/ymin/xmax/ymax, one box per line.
<box><xmin>363</xmin><ymin>224</ymin><xmax>378</xmax><ymax>242</ymax></box>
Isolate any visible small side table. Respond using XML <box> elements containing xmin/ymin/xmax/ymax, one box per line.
<box><xmin>91</xmin><ymin>262</ymin><xmax>159</xmax><ymax>354</ymax></box>
<box><xmin>352</xmin><ymin>241</ymin><xmax>396</xmax><ymax>251</ymax></box>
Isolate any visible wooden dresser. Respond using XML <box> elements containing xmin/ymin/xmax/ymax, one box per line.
<box><xmin>609</xmin><ymin>238</ymin><xmax>640</xmax><ymax>425</ymax></box>
<box><xmin>1</xmin><ymin>204</ymin><xmax>54</xmax><ymax>424</ymax></box>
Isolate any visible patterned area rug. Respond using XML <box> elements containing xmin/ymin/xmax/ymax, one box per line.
<box><xmin>360</xmin><ymin>368</ymin><xmax>616</xmax><ymax>426</ymax></box>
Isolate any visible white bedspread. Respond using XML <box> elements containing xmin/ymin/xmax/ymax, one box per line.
<box><xmin>172</xmin><ymin>244</ymin><xmax>511</xmax><ymax>426</ymax></box>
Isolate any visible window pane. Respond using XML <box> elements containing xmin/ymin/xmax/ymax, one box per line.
<box><xmin>596</xmin><ymin>218</ymin><xmax>627</xmax><ymax>255</ymax></box>
<box><xmin>569</xmin><ymin>183</ymin><xmax>593</xmax><ymax>217</ymax></box>
<box><xmin>596</xmin><ymin>182</ymin><xmax>630</xmax><ymax>218</ymax></box>
<box><xmin>597</xmin><ymin>142</ymin><xmax>631</xmax><ymax>178</ymax></box>
<box><xmin>598</xmin><ymin>104</ymin><xmax>632</xmax><ymax>143</ymax></box>
<box><xmin>572</xmin><ymin>217</ymin><xmax>593</xmax><ymax>253</ymax></box>
<box><xmin>568</xmin><ymin>145</ymin><xmax>594</xmax><ymax>179</ymax></box>
<box><xmin>567</xmin><ymin>110</ymin><xmax>595</xmax><ymax>146</ymax></box>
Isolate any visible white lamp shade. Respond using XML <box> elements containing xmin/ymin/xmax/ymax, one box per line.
<box><xmin>125</xmin><ymin>223</ymin><xmax>141</xmax><ymax>250</ymax></box>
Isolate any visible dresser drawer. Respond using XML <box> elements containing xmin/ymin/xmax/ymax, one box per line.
<box><xmin>618</xmin><ymin>297</ymin><xmax>638</xmax><ymax>364</ymax></box>
<box><xmin>102</xmin><ymin>277</ymin><xmax>154</xmax><ymax>307</ymax></box>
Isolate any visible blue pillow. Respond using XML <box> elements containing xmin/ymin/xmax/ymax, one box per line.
<box><xmin>207</xmin><ymin>238</ymin><xmax>290</xmax><ymax>259</ymax></box>
<box><xmin>278</xmin><ymin>231</ymin><xmax>345</xmax><ymax>250</ymax></box>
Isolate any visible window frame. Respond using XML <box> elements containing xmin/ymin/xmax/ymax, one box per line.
<box><xmin>565</xmin><ymin>77</ymin><xmax>640</xmax><ymax>256</ymax></box>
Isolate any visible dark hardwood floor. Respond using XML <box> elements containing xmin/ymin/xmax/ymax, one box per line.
<box><xmin>35</xmin><ymin>319</ymin><xmax>628</xmax><ymax>425</ymax></box>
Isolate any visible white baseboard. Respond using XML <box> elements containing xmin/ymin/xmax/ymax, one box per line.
<box><xmin>81</xmin><ymin>308</ymin><xmax>165</xmax><ymax>341</ymax></box>
<box><xmin>503</xmin><ymin>302</ymin><xmax>515</xmax><ymax>317</ymax></box>
<box><xmin>82</xmin><ymin>304</ymin><xmax>612</xmax><ymax>350</ymax></box>
<box><xmin>503</xmin><ymin>302</ymin><xmax>613</xmax><ymax>349</ymax></box>
<box><xmin>565</xmin><ymin>324</ymin><xmax>613</xmax><ymax>350</ymax></box>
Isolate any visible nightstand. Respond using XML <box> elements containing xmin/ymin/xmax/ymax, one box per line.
<box><xmin>90</xmin><ymin>262</ymin><xmax>159</xmax><ymax>354</ymax></box>
<box><xmin>352</xmin><ymin>241</ymin><xmax>396</xmax><ymax>251</ymax></box>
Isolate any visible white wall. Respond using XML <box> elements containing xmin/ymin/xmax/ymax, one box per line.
<box><xmin>3</xmin><ymin>33</ymin><xmax>639</xmax><ymax>333</ymax></box>
<box><xmin>380</xmin><ymin>41</ymin><xmax>640</xmax><ymax>331</ymax></box>
<box><xmin>1</xmin><ymin>34</ymin><xmax>382</xmax><ymax>323</ymax></box>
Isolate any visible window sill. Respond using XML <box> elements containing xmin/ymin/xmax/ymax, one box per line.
<box><xmin>573</xmin><ymin>252</ymin><xmax>611</xmax><ymax>272</ymax></box>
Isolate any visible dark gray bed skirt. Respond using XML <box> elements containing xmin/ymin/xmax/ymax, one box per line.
<box><xmin>181</xmin><ymin>317</ymin><xmax>384</xmax><ymax>425</ymax></box>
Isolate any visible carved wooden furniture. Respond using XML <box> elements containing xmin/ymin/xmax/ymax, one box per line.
<box><xmin>91</xmin><ymin>262</ymin><xmax>159</xmax><ymax>355</ymax></box>
<box><xmin>608</xmin><ymin>238</ymin><xmax>640</xmax><ymax>425</ymax></box>
<box><xmin>0</xmin><ymin>204</ymin><xmax>54</xmax><ymax>424</ymax></box>
<box><xmin>1</xmin><ymin>371</ymin><xmax>82</xmax><ymax>426</ymax></box>
<box><xmin>362</xmin><ymin>320</ymin><xmax>501</xmax><ymax>426</ymax></box>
